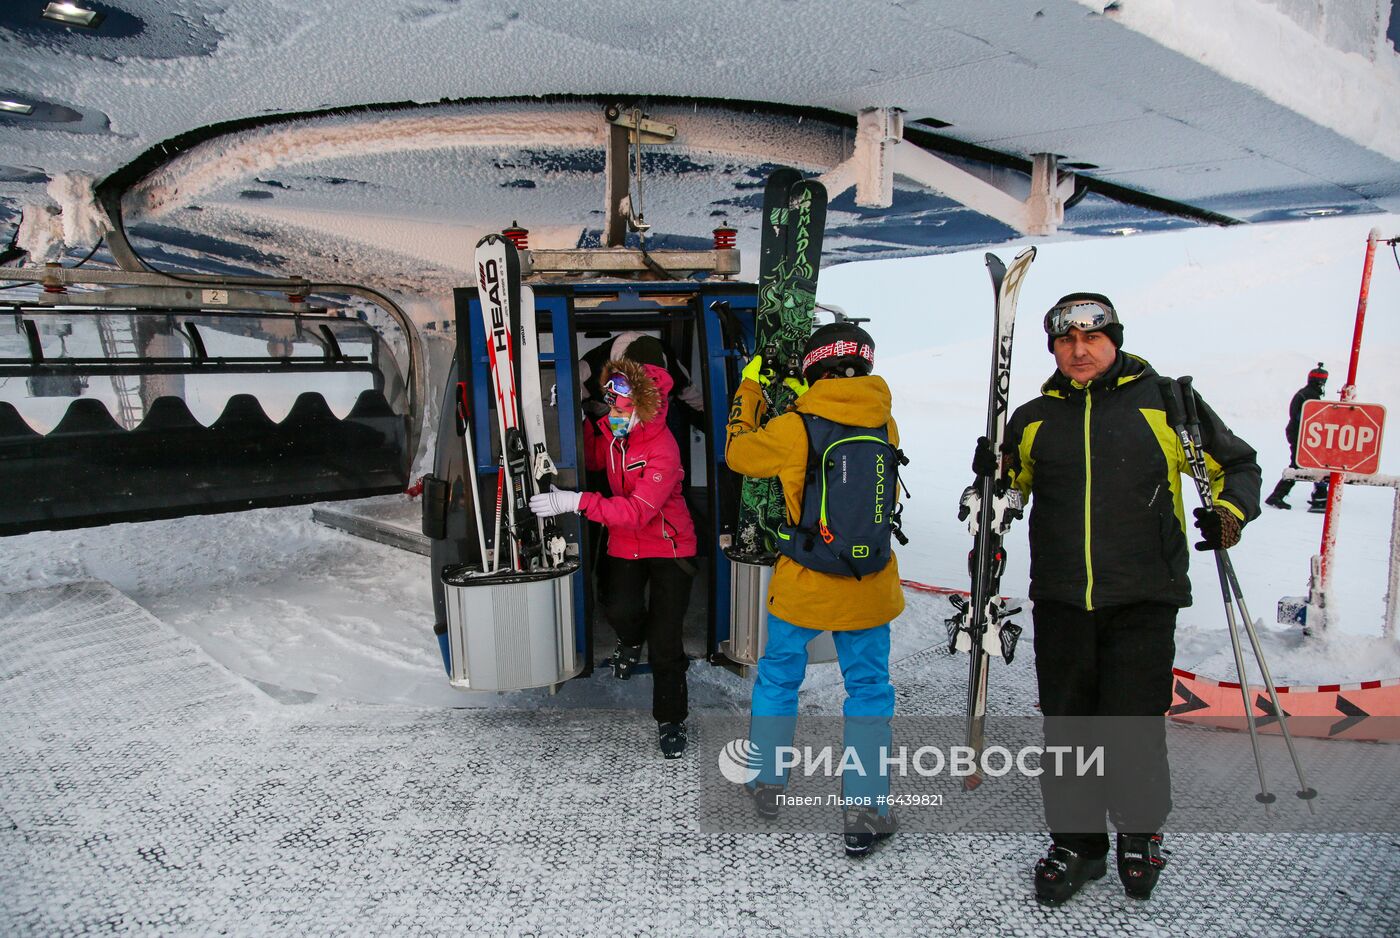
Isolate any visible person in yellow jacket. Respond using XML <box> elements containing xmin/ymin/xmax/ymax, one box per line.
<box><xmin>726</xmin><ymin>321</ymin><xmax>903</xmax><ymax>857</ymax></box>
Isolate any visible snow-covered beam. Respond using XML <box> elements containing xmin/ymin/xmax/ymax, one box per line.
<box><xmin>816</xmin><ymin>107</ymin><xmax>901</xmax><ymax>209</ymax></box>
<box><xmin>1027</xmin><ymin>153</ymin><xmax>1068</xmax><ymax>237</ymax></box>
<box><xmin>857</xmin><ymin>107</ymin><xmax>900</xmax><ymax>208</ymax></box>
<box><xmin>122</xmin><ymin>107</ymin><xmax>604</xmax><ymax>223</ymax></box>
<box><xmin>818</xmin><ymin>107</ymin><xmax>1074</xmax><ymax>236</ymax></box>
<box><xmin>892</xmin><ymin>145</ymin><xmax>1072</xmax><ymax>237</ymax></box>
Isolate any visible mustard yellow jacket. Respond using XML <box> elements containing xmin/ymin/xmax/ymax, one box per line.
<box><xmin>726</xmin><ymin>375</ymin><xmax>904</xmax><ymax>630</ymax></box>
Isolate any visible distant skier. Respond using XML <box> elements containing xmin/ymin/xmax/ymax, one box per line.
<box><xmin>994</xmin><ymin>293</ymin><xmax>1261</xmax><ymax>904</ymax></box>
<box><xmin>1263</xmin><ymin>363</ymin><xmax>1330</xmax><ymax>511</ymax></box>
<box><xmin>527</xmin><ymin>358</ymin><xmax>697</xmax><ymax>759</ymax></box>
<box><xmin>726</xmin><ymin>322</ymin><xmax>904</xmax><ymax>858</ymax></box>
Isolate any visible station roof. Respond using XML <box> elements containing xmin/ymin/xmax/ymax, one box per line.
<box><xmin>2</xmin><ymin>0</ymin><xmax>1399</xmax><ymax>290</ymax></box>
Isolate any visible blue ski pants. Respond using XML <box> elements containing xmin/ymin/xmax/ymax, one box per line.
<box><xmin>748</xmin><ymin>613</ymin><xmax>895</xmax><ymax>812</ymax></box>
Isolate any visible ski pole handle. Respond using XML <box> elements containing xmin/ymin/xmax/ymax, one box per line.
<box><xmin>1170</xmin><ymin>375</ymin><xmax>1216</xmax><ymax>506</ymax></box>
<box><xmin>1178</xmin><ymin>375</ymin><xmax>1201</xmax><ymax>430</ymax></box>
<box><xmin>1156</xmin><ymin>377</ymin><xmax>1185</xmax><ymax>430</ymax></box>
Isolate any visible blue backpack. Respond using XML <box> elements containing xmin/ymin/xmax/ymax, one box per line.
<box><xmin>776</xmin><ymin>413</ymin><xmax>908</xmax><ymax>579</ymax></box>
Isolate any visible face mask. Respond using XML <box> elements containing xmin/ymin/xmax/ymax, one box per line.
<box><xmin>608</xmin><ymin>413</ymin><xmax>636</xmax><ymax>437</ymax></box>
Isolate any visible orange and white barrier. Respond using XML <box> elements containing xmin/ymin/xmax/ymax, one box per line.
<box><xmin>1170</xmin><ymin>667</ymin><xmax>1400</xmax><ymax>741</ymax></box>
<box><xmin>900</xmin><ymin>580</ymin><xmax>1400</xmax><ymax>741</ymax></box>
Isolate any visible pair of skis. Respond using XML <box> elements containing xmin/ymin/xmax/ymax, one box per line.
<box><xmin>948</xmin><ymin>246</ymin><xmax>1036</xmax><ymax>790</ymax></box>
<box><xmin>471</xmin><ymin>233</ymin><xmax>566</xmax><ymax>574</ymax></box>
<box><xmin>733</xmin><ymin>168</ymin><xmax>829</xmax><ymax>557</ymax></box>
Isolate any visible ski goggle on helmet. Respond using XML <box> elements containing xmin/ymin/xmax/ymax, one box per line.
<box><xmin>1044</xmin><ymin>297</ymin><xmax>1119</xmax><ymax>338</ymax></box>
<box><xmin>601</xmin><ymin>373</ymin><xmax>634</xmax><ymax>409</ymax></box>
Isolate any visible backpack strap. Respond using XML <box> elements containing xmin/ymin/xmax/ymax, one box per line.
<box><xmin>889</xmin><ymin>427</ymin><xmax>911</xmax><ymax>545</ymax></box>
<box><xmin>790</xmin><ymin>412</ymin><xmax>824</xmax><ymax>542</ymax></box>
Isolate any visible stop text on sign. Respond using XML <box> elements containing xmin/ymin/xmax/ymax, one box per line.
<box><xmin>1305</xmin><ymin>422</ymin><xmax>1374</xmax><ymax>451</ymax></box>
<box><xmin>1296</xmin><ymin>400</ymin><xmax>1386</xmax><ymax>475</ymax></box>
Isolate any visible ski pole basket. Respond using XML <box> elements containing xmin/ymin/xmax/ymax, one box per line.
<box><xmin>722</xmin><ymin>556</ymin><xmax>835</xmax><ymax>667</ymax></box>
<box><xmin>440</xmin><ymin>561</ymin><xmax>583</xmax><ymax>691</ymax></box>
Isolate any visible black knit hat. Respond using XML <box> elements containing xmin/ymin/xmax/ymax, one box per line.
<box><xmin>1044</xmin><ymin>292</ymin><xmax>1124</xmax><ymax>352</ymax></box>
<box><xmin>1308</xmin><ymin>362</ymin><xmax>1328</xmax><ymax>384</ymax></box>
<box><xmin>616</xmin><ymin>333</ymin><xmax>667</xmax><ymax>369</ymax></box>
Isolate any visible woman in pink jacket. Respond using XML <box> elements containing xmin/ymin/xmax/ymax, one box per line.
<box><xmin>529</xmin><ymin>357</ymin><xmax>698</xmax><ymax>758</ymax></box>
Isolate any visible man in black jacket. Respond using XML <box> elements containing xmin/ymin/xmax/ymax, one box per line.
<box><xmin>1000</xmin><ymin>293</ymin><xmax>1261</xmax><ymax>906</ymax></box>
<box><xmin>1264</xmin><ymin>363</ymin><xmax>1329</xmax><ymax>510</ymax></box>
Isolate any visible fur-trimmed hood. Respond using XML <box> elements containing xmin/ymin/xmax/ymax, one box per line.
<box><xmin>599</xmin><ymin>358</ymin><xmax>672</xmax><ymax>423</ymax></box>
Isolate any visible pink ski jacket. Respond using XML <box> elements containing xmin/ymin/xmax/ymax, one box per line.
<box><xmin>579</xmin><ymin>361</ymin><xmax>698</xmax><ymax>560</ymax></box>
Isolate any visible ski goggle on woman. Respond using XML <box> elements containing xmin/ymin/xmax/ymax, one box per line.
<box><xmin>1044</xmin><ymin>299</ymin><xmax>1119</xmax><ymax>337</ymax></box>
<box><xmin>602</xmin><ymin>373</ymin><xmax>634</xmax><ymax>408</ymax></box>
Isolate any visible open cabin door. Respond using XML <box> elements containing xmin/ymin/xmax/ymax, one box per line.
<box><xmin>424</xmin><ymin>280</ymin><xmax>759</xmax><ymax>686</ymax></box>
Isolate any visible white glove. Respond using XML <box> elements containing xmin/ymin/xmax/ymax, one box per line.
<box><xmin>529</xmin><ymin>486</ymin><xmax>583</xmax><ymax>518</ymax></box>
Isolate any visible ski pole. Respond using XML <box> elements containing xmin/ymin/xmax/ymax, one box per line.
<box><xmin>1176</xmin><ymin>376</ymin><xmax>1316</xmax><ymax>806</ymax></box>
<box><xmin>1219</xmin><ymin>552</ymin><xmax>1318</xmax><ymax>806</ymax></box>
<box><xmin>1159</xmin><ymin>377</ymin><xmax>1274</xmax><ymax>806</ymax></box>
<box><xmin>457</xmin><ymin>382</ymin><xmax>491</xmax><ymax>574</ymax></box>
<box><xmin>492</xmin><ymin>464</ymin><xmax>505</xmax><ymax>574</ymax></box>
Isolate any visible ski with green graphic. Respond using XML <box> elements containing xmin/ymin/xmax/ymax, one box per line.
<box><xmin>733</xmin><ymin>168</ymin><xmax>828</xmax><ymax>558</ymax></box>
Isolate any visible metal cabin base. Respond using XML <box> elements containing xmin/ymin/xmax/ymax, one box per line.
<box><xmin>442</xmin><ymin>562</ymin><xmax>582</xmax><ymax>692</ymax></box>
<box><xmin>722</xmin><ymin>556</ymin><xmax>837</xmax><ymax>669</ymax></box>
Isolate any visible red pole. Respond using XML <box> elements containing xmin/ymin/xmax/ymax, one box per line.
<box><xmin>1318</xmin><ymin>228</ymin><xmax>1381</xmax><ymax>605</ymax></box>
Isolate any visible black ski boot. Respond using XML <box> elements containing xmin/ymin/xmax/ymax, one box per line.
<box><xmin>1117</xmin><ymin>833</ymin><xmax>1166</xmax><ymax>899</ymax></box>
<box><xmin>843</xmin><ymin>808</ymin><xmax>897</xmax><ymax>857</ymax></box>
<box><xmin>747</xmin><ymin>782</ymin><xmax>783</xmax><ymax>821</ymax></box>
<box><xmin>658</xmin><ymin>721</ymin><xmax>687</xmax><ymax>759</ymax></box>
<box><xmin>609</xmin><ymin>642</ymin><xmax>643</xmax><ymax>679</ymax></box>
<box><xmin>1308</xmin><ymin>482</ymin><xmax>1329</xmax><ymax>513</ymax></box>
<box><xmin>1265</xmin><ymin>480</ymin><xmax>1292</xmax><ymax>509</ymax></box>
<box><xmin>1033</xmin><ymin>844</ymin><xmax>1107</xmax><ymax>906</ymax></box>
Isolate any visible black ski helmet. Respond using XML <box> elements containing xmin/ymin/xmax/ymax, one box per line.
<box><xmin>801</xmin><ymin>322</ymin><xmax>876</xmax><ymax>383</ymax></box>
<box><xmin>1044</xmin><ymin>292</ymin><xmax>1123</xmax><ymax>351</ymax></box>
<box><xmin>1307</xmin><ymin>362</ymin><xmax>1328</xmax><ymax>385</ymax></box>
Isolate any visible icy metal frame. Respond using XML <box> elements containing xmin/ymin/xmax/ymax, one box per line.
<box><xmin>519</xmin><ymin>247</ymin><xmax>739</xmax><ymax>279</ymax></box>
<box><xmin>0</xmin><ymin>265</ymin><xmax>422</xmax><ymax>459</ymax></box>
<box><xmin>818</xmin><ymin>107</ymin><xmax>1078</xmax><ymax>236</ymax></box>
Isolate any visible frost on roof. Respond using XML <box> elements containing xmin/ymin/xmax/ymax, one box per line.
<box><xmin>2</xmin><ymin>0</ymin><xmax>1400</xmax><ymax>291</ymax></box>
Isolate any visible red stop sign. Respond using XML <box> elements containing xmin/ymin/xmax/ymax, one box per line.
<box><xmin>1296</xmin><ymin>400</ymin><xmax>1386</xmax><ymax>474</ymax></box>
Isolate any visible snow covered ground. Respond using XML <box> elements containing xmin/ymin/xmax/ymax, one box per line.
<box><xmin>3</xmin><ymin>575</ymin><xmax>1396</xmax><ymax>937</ymax></box>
